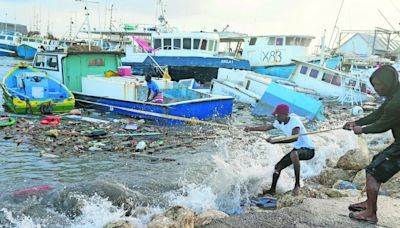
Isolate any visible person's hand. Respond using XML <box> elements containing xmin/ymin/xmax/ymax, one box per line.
<box><xmin>343</xmin><ymin>121</ymin><xmax>356</xmax><ymax>130</ymax></box>
<box><xmin>353</xmin><ymin>126</ymin><xmax>363</xmax><ymax>135</ymax></box>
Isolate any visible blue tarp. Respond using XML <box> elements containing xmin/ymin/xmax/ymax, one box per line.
<box><xmin>252</xmin><ymin>82</ymin><xmax>325</xmax><ymax>120</ymax></box>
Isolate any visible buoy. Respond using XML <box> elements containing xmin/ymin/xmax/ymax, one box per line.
<box><xmin>351</xmin><ymin>106</ymin><xmax>364</xmax><ymax>116</ymax></box>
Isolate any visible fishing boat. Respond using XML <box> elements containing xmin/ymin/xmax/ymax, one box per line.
<box><xmin>241</xmin><ymin>35</ymin><xmax>341</xmax><ymax>79</ymax></box>
<box><xmin>16</xmin><ymin>44</ymin><xmax>37</xmax><ymax>60</ymax></box>
<box><xmin>122</xmin><ymin>32</ymin><xmax>251</xmax><ymax>83</ymax></box>
<box><xmin>0</xmin><ymin>63</ymin><xmax>75</xmax><ymax>114</ymax></box>
<box><xmin>0</xmin><ymin>47</ymin><xmax>15</xmax><ymax>56</ymax></box>
<box><xmin>32</xmin><ymin>51</ymin><xmax>233</xmax><ymax>125</ymax></box>
<box><xmin>289</xmin><ymin>59</ymin><xmax>373</xmax><ymax>104</ymax></box>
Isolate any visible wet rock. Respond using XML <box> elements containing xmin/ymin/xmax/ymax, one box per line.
<box><xmin>351</xmin><ymin>169</ymin><xmax>366</xmax><ymax>190</ymax></box>
<box><xmin>336</xmin><ymin>148</ymin><xmax>369</xmax><ymax>171</ymax></box>
<box><xmin>45</xmin><ymin>129</ymin><xmax>59</xmax><ymax>138</ymax></box>
<box><xmin>194</xmin><ymin>210</ymin><xmax>229</xmax><ymax>226</ymax></box>
<box><xmin>148</xmin><ymin>206</ymin><xmax>195</xmax><ymax>228</ymax></box>
<box><xmin>277</xmin><ymin>194</ymin><xmax>305</xmax><ymax>208</ymax></box>
<box><xmin>325</xmin><ymin>158</ymin><xmax>337</xmax><ymax>168</ymax></box>
<box><xmin>104</xmin><ymin>220</ymin><xmax>134</xmax><ymax>228</ymax></box>
<box><xmin>319</xmin><ymin>188</ymin><xmax>347</xmax><ymax>198</ymax></box>
<box><xmin>319</xmin><ymin>168</ymin><xmax>356</xmax><ymax>187</ymax></box>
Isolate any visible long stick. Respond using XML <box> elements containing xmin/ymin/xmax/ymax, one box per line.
<box><xmin>269</xmin><ymin>127</ymin><xmax>343</xmax><ymax>143</ymax></box>
<box><xmin>75</xmin><ymin>99</ymin><xmax>229</xmax><ymax>127</ymax></box>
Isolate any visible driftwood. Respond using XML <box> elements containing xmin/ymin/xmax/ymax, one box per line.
<box><xmin>131</xmin><ymin>152</ymin><xmax>176</xmax><ymax>161</ymax></box>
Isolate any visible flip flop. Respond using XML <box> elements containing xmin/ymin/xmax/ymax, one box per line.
<box><xmin>349</xmin><ymin>212</ymin><xmax>378</xmax><ymax>225</ymax></box>
<box><xmin>348</xmin><ymin>204</ymin><xmax>366</xmax><ymax>212</ymax></box>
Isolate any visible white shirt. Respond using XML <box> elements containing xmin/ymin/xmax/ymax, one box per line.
<box><xmin>272</xmin><ymin>114</ymin><xmax>315</xmax><ymax>149</ymax></box>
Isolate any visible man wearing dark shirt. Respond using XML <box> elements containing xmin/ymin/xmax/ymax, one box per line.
<box><xmin>343</xmin><ymin>65</ymin><xmax>400</xmax><ymax>224</ymax></box>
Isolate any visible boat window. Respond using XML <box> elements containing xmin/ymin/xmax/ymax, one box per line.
<box><xmin>309</xmin><ymin>69</ymin><xmax>319</xmax><ymax>78</ymax></box>
<box><xmin>249</xmin><ymin>37</ymin><xmax>257</xmax><ymax>45</ymax></box>
<box><xmin>0</xmin><ymin>35</ymin><xmax>5</xmax><ymax>40</ymax></box>
<box><xmin>7</xmin><ymin>36</ymin><xmax>13</xmax><ymax>41</ymax></box>
<box><xmin>208</xmin><ymin>40</ymin><xmax>214</xmax><ymax>51</ymax></box>
<box><xmin>154</xmin><ymin>39</ymin><xmax>161</xmax><ymax>49</ymax></box>
<box><xmin>295</xmin><ymin>38</ymin><xmax>301</xmax><ymax>46</ymax></box>
<box><xmin>300</xmin><ymin>66</ymin><xmax>308</xmax><ymax>74</ymax></box>
<box><xmin>322</xmin><ymin>73</ymin><xmax>341</xmax><ymax>86</ymax></box>
<box><xmin>23</xmin><ymin>38</ymin><xmax>29</xmax><ymax>41</ymax></box>
<box><xmin>163</xmin><ymin>38</ymin><xmax>171</xmax><ymax>50</ymax></box>
<box><xmin>173</xmin><ymin>39</ymin><xmax>181</xmax><ymax>49</ymax></box>
<box><xmin>361</xmin><ymin>83</ymin><xmax>367</xmax><ymax>93</ymax></box>
<box><xmin>200</xmin><ymin>39</ymin><xmax>207</xmax><ymax>50</ymax></box>
<box><xmin>46</xmin><ymin>57</ymin><xmax>58</xmax><ymax>69</ymax></box>
<box><xmin>214</xmin><ymin>41</ymin><xmax>218</xmax><ymax>51</ymax></box>
<box><xmin>276</xmin><ymin>37</ymin><xmax>283</xmax><ymax>46</ymax></box>
<box><xmin>29</xmin><ymin>38</ymin><xmax>35</xmax><ymax>42</ymax></box>
<box><xmin>34</xmin><ymin>55</ymin><xmax>46</xmax><ymax>68</ymax></box>
<box><xmin>286</xmin><ymin>37</ymin><xmax>295</xmax><ymax>46</ymax></box>
<box><xmin>193</xmin><ymin>39</ymin><xmax>200</xmax><ymax>49</ymax></box>
<box><xmin>183</xmin><ymin>38</ymin><xmax>191</xmax><ymax>49</ymax></box>
<box><xmin>303</xmin><ymin>38</ymin><xmax>312</xmax><ymax>47</ymax></box>
<box><xmin>43</xmin><ymin>41</ymin><xmax>48</xmax><ymax>45</ymax></box>
<box><xmin>88</xmin><ymin>58</ymin><xmax>105</xmax><ymax>66</ymax></box>
<box><xmin>267</xmin><ymin>37</ymin><xmax>275</xmax><ymax>45</ymax></box>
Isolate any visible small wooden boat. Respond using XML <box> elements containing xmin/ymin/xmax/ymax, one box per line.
<box><xmin>1</xmin><ymin>63</ymin><xmax>75</xmax><ymax>114</ymax></box>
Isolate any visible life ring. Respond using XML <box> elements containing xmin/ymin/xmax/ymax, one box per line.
<box><xmin>0</xmin><ymin>117</ymin><xmax>16</xmax><ymax>127</ymax></box>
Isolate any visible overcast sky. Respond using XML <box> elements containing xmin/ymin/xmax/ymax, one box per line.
<box><xmin>2</xmin><ymin>0</ymin><xmax>400</xmax><ymax>47</ymax></box>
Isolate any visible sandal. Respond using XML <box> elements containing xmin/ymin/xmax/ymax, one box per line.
<box><xmin>348</xmin><ymin>204</ymin><xmax>366</xmax><ymax>212</ymax></box>
<box><xmin>349</xmin><ymin>212</ymin><xmax>378</xmax><ymax>224</ymax></box>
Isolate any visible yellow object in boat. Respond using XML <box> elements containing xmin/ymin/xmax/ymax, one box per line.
<box><xmin>163</xmin><ymin>72</ymin><xmax>172</xmax><ymax>80</ymax></box>
<box><xmin>105</xmin><ymin>70</ymin><xmax>119</xmax><ymax>77</ymax></box>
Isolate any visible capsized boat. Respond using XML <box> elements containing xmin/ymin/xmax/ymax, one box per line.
<box><xmin>1</xmin><ymin>63</ymin><xmax>75</xmax><ymax>114</ymax></box>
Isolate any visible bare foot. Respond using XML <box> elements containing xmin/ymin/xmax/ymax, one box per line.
<box><xmin>292</xmin><ymin>186</ymin><xmax>300</xmax><ymax>196</ymax></box>
<box><xmin>348</xmin><ymin>201</ymin><xmax>368</xmax><ymax>211</ymax></box>
<box><xmin>261</xmin><ymin>189</ymin><xmax>275</xmax><ymax>196</ymax></box>
<box><xmin>349</xmin><ymin>211</ymin><xmax>378</xmax><ymax>224</ymax></box>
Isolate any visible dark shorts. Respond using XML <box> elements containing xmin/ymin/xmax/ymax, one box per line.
<box><xmin>275</xmin><ymin>148</ymin><xmax>315</xmax><ymax>170</ymax></box>
<box><xmin>366</xmin><ymin>143</ymin><xmax>400</xmax><ymax>183</ymax></box>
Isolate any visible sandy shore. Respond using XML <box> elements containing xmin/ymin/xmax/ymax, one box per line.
<box><xmin>205</xmin><ymin>196</ymin><xmax>400</xmax><ymax>228</ymax></box>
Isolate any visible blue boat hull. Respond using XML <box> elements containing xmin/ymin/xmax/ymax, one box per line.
<box><xmin>123</xmin><ymin>56</ymin><xmax>250</xmax><ymax>82</ymax></box>
<box><xmin>0</xmin><ymin>48</ymin><xmax>15</xmax><ymax>56</ymax></box>
<box><xmin>17</xmin><ymin>44</ymin><xmax>37</xmax><ymax>60</ymax></box>
<box><xmin>0</xmin><ymin>43</ymin><xmax>17</xmax><ymax>52</ymax></box>
<box><xmin>252</xmin><ymin>56</ymin><xmax>342</xmax><ymax>79</ymax></box>
<box><xmin>252</xmin><ymin>82</ymin><xmax>325</xmax><ymax>121</ymax></box>
<box><xmin>74</xmin><ymin>92</ymin><xmax>233</xmax><ymax>125</ymax></box>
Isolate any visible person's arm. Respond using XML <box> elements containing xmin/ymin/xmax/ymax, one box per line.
<box><xmin>270</xmin><ymin>127</ymin><xmax>300</xmax><ymax>144</ymax></box>
<box><xmin>343</xmin><ymin>102</ymin><xmax>386</xmax><ymax>129</ymax></box>
<box><xmin>146</xmin><ymin>88</ymin><xmax>151</xmax><ymax>101</ymax></box>
<box><xmin>151</xmin><ymin>89</ymin><xmax>159</xmax><ymax>100</ymax></box>
<box><xmin>355</xmin><ymin>102</ymin><xmax>386</xmax><ymax>126</ymax></box>
<box><xmin>360</xmin><ymin>103</ymin><xmax>400</xmax><ymax>134</ymax></box>
<box><xmin>244</xmin><ymin>124</ymin><xmax>274</xmax><ymax>132</ymax></box>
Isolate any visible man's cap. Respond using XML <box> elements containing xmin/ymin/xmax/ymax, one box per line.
<box><xmin>272</xmin><ymin>104</ymin><xmax>289</xmax><ymax>116</ymax></box>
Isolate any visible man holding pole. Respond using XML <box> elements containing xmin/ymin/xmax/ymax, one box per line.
<box><xmin>244</xmin><ymin>104</ymin><xmax>315</xmax><ymax>196</ymax></box>
<box><xmin>343</xmin><ymin>65</ymin><xmax>400</xmax><ymax>224</ymax></box>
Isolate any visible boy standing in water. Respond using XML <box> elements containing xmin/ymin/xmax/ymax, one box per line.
<box><xmin>244</xmin><ymin>104</ymin><xmax>315</xmax><ymax>196</ymax></box>
<box><xmin>145</xmin><ymin>73</ymin><xmax>164</xmax><ymax>103</ymax></box>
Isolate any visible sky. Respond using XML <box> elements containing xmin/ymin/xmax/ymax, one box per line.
<box><xmin>1</xmin><ymin>0</ymin><xmax>400</xmax><ymax>48</ymax></box>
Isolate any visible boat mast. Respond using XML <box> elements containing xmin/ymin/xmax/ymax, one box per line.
<box><xmin>75</xmin><ymin>0</ymin><xmax>99</xmax><ymax>51</ymax></box>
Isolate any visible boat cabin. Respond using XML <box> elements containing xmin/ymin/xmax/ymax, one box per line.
<box><xmin>242</xmin><ymin>35</ymin><xmax>315</xmax><ymax>67</ymax></box>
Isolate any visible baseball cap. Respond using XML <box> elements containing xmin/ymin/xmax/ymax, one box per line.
<box><xmin>272</xmin><ymin>104</ymin><xmax>289</xmax><ymax>116</ymax></box>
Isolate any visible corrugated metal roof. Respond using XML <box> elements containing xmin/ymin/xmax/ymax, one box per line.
<box><xmin>339</xmin><ymin>33</ymin><xmax>400</xmax><ymax>52</ymax></box>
